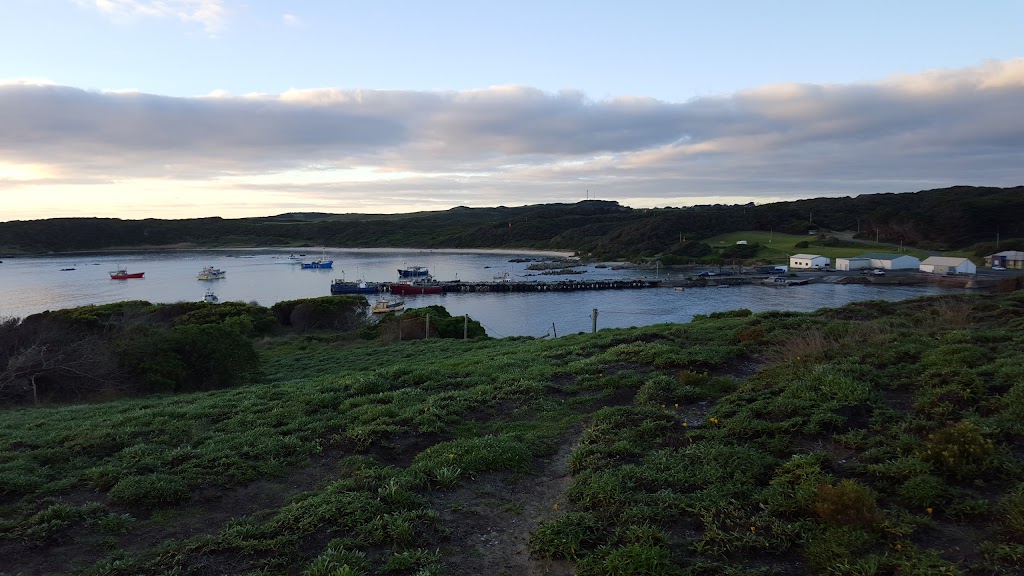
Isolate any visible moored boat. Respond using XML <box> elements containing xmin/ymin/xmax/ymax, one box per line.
<box><xmin>109</xmin><ymin>268</ymin><xmax>144</xmax><ymax>280</ymax></box>
<box><xmin>389</xmin><ymin>277</ymin><xmax>443</xmax><ymax>295</ymax></box>
<box><xmin>330</xmin><ymin>279</ymin><xmax>379</xmax><ymax>294</ymax></box>
<box><xmin>301</xmin><ymin>259</ymin><xmax>334</xmax><ymax>269</ymax></box>
<box><xmin>202</xmin><ymin>289</ymin><xmax>219</xmax><ymax>303</ymax></box>
<box><xmin>371</xmin><ymin>298</ymin><xmax>405</xmax><ymax>314</ymax></box>
<box><xmin>197</xmin><ymin>266</ymin><xmax>226</xmax><ymax>280</ymax></box>
<box><xmin>398</xmin><ymin>266</ymin><xmax>430</xmax><ymax>278</ymax></box>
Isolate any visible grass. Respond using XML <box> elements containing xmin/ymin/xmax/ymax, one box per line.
<box><xmin>2</xmin><ymin>292</ymin><xmax>1024</xmax><ymax>574</ymax></box>
<box><xmin>704</xmin><ymin>230</ymin><xmax>943</xmax><ymax>261</ymax></box>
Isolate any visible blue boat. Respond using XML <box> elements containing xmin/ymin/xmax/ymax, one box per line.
<box><xmin>398</xmin><ymin>266</ymin><xmax>429</xmax><ymax>278</ymax></box>
<box><xmin>302</xmin><ymin>260</ymin><xmax>333</xmax><ymax>269</ymax></box>
<box><xmin>330</xmin><ymin>279</ymin><xmax>378</xmax><ymax>294</ymax></box>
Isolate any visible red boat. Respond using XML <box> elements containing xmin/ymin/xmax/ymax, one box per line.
<box><xmin>109</xmin><ymin>268</ymin><xmax>145</xmax><ymax>280</ymax></box>
<box><xmin>389</xmin><ymin>279</ymin><xmax>443</xmax><ymax>295</ymax></box>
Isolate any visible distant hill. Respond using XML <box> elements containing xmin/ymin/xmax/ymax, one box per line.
<box><xmin>1</xmin><ymin>185</ymin><xmax>1022</xmax><ymax>257</ymax></box>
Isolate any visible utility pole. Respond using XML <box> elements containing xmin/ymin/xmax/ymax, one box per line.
<box><xmin>591</xmin><ymin>309</ymin><xmax>598</xmax><ymax>334</ymax></box>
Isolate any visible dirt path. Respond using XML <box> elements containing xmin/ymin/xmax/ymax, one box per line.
<box><xmin>432</xmin><ymin>428</ymin><xmax>582</xmax><ymax>576</ymax></box>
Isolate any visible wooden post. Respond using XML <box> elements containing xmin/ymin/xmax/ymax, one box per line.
<box><xmin>463</xmin><ymin>314</ymin><xmax>468</xmax><ymax>339</ymax></box>
<box><xmin>425</xmin><ymin>314</ymin><xmax>430</xmax><ymax>339</ymax></box>
<box><xmin>592</xmin><ymin>309</ymin><xmax>598</xmax><ymax>333</ymax></box>
<box><xmin>552</xmin><ymin>322</ymin><xmax>557</xmax><ymax>338</ymax></box>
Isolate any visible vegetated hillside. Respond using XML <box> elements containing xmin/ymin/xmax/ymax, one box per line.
<box><xmin>1</xmin><ymin>185</ymin><xmax>1023</xmax><ymax>257</ymax></box>
<box><xmin>2</xmin><ymin>291</ymin><xmax>1024</xmax><ymax>575</ymax></box>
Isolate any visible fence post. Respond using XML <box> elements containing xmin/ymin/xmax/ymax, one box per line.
<box><xmin>425</xmin><ymin>314</ymin><xmax>430</xmax><ymax>339</ymax></box>
<box><xmin>464</xmin><ymin>314</ymin><xmax>468</xmax><ymax>339</ymax></box>
<box><xmin>592</xmin><ymin>308</ymin><xmax>598</xmax><ymax>333</ymax></box>
<box><xmin>552</xmin><ymin>323</ymin><xmax>557</xmax><ymax>338</ymax></box>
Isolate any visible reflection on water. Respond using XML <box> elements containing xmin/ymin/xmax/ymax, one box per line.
<box><xmin>0</xmin><ymin>248</ymin><xmax>967</xmax><ymax>337</ymax></box>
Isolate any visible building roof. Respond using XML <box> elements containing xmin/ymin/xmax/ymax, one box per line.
<box><xmin>990</xmin><ymin>250</ymin><xmax>1024</xmax><ymax>259</ymax></box>
<box><xmin>855</xmin><ymin>253</ymin><xmax>913</xmax><ymax>260</ymax></box>
<box><xmin>921</xmin><ymin>256</ymin><xmax>971</xmax><ymax>266</ymax></box>
<box><xmin>790</xmin><ymin>254</ymin><xmax>825</xmax><ymax>259</ymax></box>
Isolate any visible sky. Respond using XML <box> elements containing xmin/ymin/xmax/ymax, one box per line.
<box><xmin>1</xmin><ymin>1</ymin><xmax>1023</xmax><ymax>221</ymax></box>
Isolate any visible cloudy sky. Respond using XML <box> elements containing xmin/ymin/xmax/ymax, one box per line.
<box><xmin>2</xmin><ymin>1</ymin><xmax>1023</xmax><ymax>221</ymax></box>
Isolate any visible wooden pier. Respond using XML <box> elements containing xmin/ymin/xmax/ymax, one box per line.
<box><xmin>380</xmin><ymin>279</ymin><xmax>662</xmax><ymax>294</ymax></box>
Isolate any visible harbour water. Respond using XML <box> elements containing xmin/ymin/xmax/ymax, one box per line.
<box><xmin>0</xmin><ymin>248</ymin><xmax>967</xmax><ymax>337</ymax></box>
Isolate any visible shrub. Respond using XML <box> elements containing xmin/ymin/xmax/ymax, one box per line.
<box><xmin>997</xmin><ymin>486</ymin><xmax>1024</xmax><ymax>543</ymax></box>
<box><xmin>921</xmin><ymin>421</ymin><xmax>994</xmax><ymax>479</ymax></box>
<box><xmin>811</xmin><ymin>480</ymin><xmax>882</xmax><ymax>528</ymax></box>
<box><xmin>108</xmin><ymin>474</ymin><xmax>190</xmax><ymax>507</ymax></box>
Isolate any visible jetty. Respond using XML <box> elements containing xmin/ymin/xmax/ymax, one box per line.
<box><xmin>380</xmin><ymin>279</ymin><xmax>661</xmax><ymax>294</ymax></box>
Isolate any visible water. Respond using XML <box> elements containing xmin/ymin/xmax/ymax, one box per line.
<box><xmin>0</xmin><ymin>248</ymin><xmax>966</xmax><ymax>337</ymax></box>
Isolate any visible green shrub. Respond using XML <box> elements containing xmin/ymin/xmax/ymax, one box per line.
<box><xmin>921</xmin><ymin>421</ymin><xmax>994</xmax><ymax>479</ymax></box>
<box><xmin>899</xmin><ymin>475</ymin><xmax>949</xmax><ymax>509</ymax></box>
<box><xmin>811</xmin><ymin>480</ymin><xmax>882</xmax><ymax>528</ymax></box>
<box><xmin>107</xmin><ymin>474</ymin><xmax>190</xmax><ymax>507</ymax></box>
<box><xmin>998</xmin><ymin>487</ymin><xmax>1024</xmax><ymax>543</ymax></box>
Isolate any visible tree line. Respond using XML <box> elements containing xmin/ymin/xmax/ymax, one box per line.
<box><xmin>1</xmin><ymin>185</ymin><xmax>1022</xmax><ymax>258</ymax></box>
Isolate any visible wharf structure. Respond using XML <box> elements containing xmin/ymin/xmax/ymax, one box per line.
<box><xmin>380</xmin><ymin>278</ymin><xmax>661</xmax><ymax>294</ymax></box>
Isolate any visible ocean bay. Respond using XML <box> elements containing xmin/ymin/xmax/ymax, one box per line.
<box><xmin>0</xmin><ymin>247</ymin><xmax>966</xmax><ymax>337</ymax></box>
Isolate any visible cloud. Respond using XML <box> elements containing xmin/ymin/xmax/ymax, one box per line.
<box><xmin>1</xmin><ymin>59</ymin><xmax>1023</xmax><ymax>219</ymax></box>
<box><xmin>282</xmin><ymin>13</ymin><xmax>300</xmax><ymax>27</ymax></box>
<box><xmin>75</xmin><ymin>0</ymin><xmax>227</xmax><ymax>33</ymax></box>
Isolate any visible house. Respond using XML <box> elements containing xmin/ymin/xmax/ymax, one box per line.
<box><xmin>837</xmin><ymin>253</ymin><xmax>921</xmax><ymax>271</ymax></box>
<box><xmin>985</xmin><ymin>250</ymin><xmax>1024</xmax><ymax>269</ymax></box>
<box><xmin>919</xmin><ymin>256</ymin><xmax>977</xmax><ymax>275</ymax></box>
<box><xmin>789</xmin><ymin>254</ymin><xmax>830</xmax><ymax>269</ymax></box>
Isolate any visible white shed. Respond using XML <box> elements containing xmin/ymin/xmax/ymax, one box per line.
<box><xmin>986</xmin><ymin>251</ymin><xmax>1024</xmax><ymax>269</ymax></box>
<box><xmin>919</xmin><ymin>257</ymin><xmax>977</xmax><ymax>275</ymax></box>
<box><xmin>835</xmin><ymin>257</ymin><xmax>872</xmax><ymax>271</ymax></box>
<box><xmin>789</xmin><ymin>254</ymin><xmax>830</xmax><ymax>269</ymax></box>
<box><xmin>857</xmin><ymin>253</ymin><xmax>921</xmax><ymax>270</ymax></box>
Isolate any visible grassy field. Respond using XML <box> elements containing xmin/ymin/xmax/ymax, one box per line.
<box><xmin>704</xmin><ymin>230</ymin><xmax>954</xmax><ymax>262</ymax></box>
<box><xmin>2</xmin><ymin>293</ymin><xmax>1024</xmax><ymax>574</ymax></box>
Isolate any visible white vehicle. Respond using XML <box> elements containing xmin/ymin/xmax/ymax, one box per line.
<box><xmin>992</xmin><ymin>265</ymin><xmax>1007</xmax><ymax>271</ymax></box>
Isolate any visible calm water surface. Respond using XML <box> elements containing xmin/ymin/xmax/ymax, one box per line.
<box><xmin>0</xmin><ymin>248</ymin><xmax>966</xmax><ymax>337</ymax></box>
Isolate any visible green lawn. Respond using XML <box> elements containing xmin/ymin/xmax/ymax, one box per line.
<box><xmin>705</xmin><ymin>230</ymin><xmax>937</xmax><ymax>261</ymax></box>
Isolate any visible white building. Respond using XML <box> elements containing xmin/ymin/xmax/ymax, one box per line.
<box><xmin>919</xmin><ymin>257</ymin><xmax>977</xmax><ymax>275</ymax></box>
<box><xmin>835</xmin><ymin>257</ymin><xmax>872</xmax><ymax>271</ymax></box>
<box><xmin>789</xmin><ymin>254</ymin><xmax>830</xmax><ymax>269</ymax></box>
<box><xmin>985</xmin><ymin>250</ymin><xmax>1024</xmax><ymax>269</ymax></box>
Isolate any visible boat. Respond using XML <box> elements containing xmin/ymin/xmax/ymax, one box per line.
<box><xmin>389</xmin><ymin>277</ymin><xmax>444</xmax><ymax>295</ymax></box>
<box><xmin>60</xmin><ymin>268</ymin><xmax>76</xmax><ymax>272</ymax></box>
<box><xmin>109</xmin><ymin>268</ymin><xmax>144</xmax><ymax>280</ymax></box>
<box><xmin>398</xmin><ymin>266</ymin><xmax>430</xmax><ymax>278</ymax></box>
<box><xmin>202</xmin><ymin>289</ymin><xmax>219</xmax><ymax>303</ymax></box>
<box><xmin>197</xmin><ymin>266</ymin><xmax>226</xmax><ymax>280</ymax></box>
<box><xmin>302</xmin><ymin>249</ymin><xmax>333</xmax><ymax>269</ymax></box>
<box><xmin>330</xmin><ymin>278</ymin><xmax>379</xmax><ymax>294</ymax></box>
<box><xmin>371</xmin><ymin>298</ymin><xmax>405</xmax><ymax>314</ymax></box>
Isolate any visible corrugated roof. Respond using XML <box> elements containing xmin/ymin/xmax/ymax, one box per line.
<box><xmin>854</xmin><ymin>253</ymin><xmax>912</xmax><ymax>260</ymax></box>
<box><xmin>921</xmin><ymin>256</ymin><xmax>971</xmax><ymax>265</ymax></box>
<box><xmin>991</xmin><ymin>250</ymin><xmax>1024</xmax><ymax>259</ymax></box>
<box><xmin>790</xmin><ymin>254</ymin><xmax>825</xmax><ymax>259</ymax></box>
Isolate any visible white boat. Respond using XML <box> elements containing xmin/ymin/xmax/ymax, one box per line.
<box><xmin>202</xmin><ymin>289</ymin><xmax>219</xmax><ymax>303</ymax></box>
<box><xmin>371</xmin><ymin>298</ymin><xmax>405</xmax><ymax>314</ymax></box>
<box><xmin>197</xmin><ymin>266</ymin><xmax>226</xmax><ymax>280</ymax></box>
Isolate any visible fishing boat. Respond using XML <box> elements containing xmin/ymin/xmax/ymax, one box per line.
<box><xmin>202</xmin><ymin>289</ymin><xmax>219</xmax><ymax>303</ymax></box>
<box><xmin>330</xmin><ymin>278</ymin><xmax>379</xmax><ymax>294</ymax></box>
<box><xmin>371</xmin><ymin>298</ymin><xmax>405</xmax><ymax>314</ymax></box>
<box><xmin>301</xmin><ymin>249</ymin><xmax>333</xmax><ymax>269</ymax></box>
<box><xmin>398</xmin><ymin>266</ymin><xmax>430</xmax><ymax>278</ymax></box>
<box><xmin>197</xmin><ymin>266</ymin><xmax>226</xmax><ymax>280</ymax></box>
<box><xmin>389</xmin><ymin>276</ymin><xmax>444</xmax><ymax>295</ymax></box>
<box><xmin>109</xmin><ymin>268</ymin><xmax>144</xmax><ymax>280</ymax></box>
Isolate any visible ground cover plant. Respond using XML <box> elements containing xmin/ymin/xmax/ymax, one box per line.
<box><xmin>1</xmin><ymin>291</ymin><xmax>1023</xmax><ymax>574</ymax></box>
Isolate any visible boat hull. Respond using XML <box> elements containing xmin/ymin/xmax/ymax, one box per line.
<box><xmin>330</xmin><ymin>282</ymin><xmax>379</xmax><ymax>295</ymax></box>
<box><xmin>398</xmin><ymin>267</ymin><xmax>429</xmax><ymax>278</ymax></box>
<box><xmin>302</xmin><ymin>260</ymin><xmax>334</xmax><ymax>269</ymax></box>
<box><xmin>389</xmin><ymin>283</ymin><xmax>442</xmax><ymax>295</ymax></box>
<box><xmin>110</xmin><ymin>272</ymin><xmax>144</xmax><ymax>279</ymax></box>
